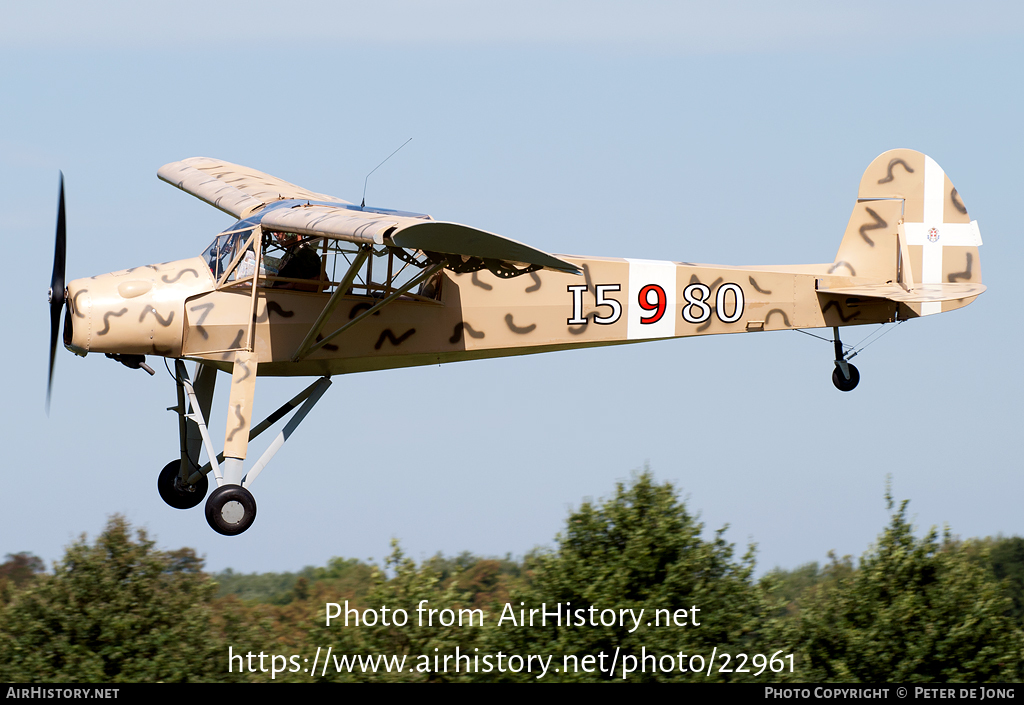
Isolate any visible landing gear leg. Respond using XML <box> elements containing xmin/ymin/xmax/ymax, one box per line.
<box><xmin>161</xmin><ymin>360</ymin><xmax>218</xmax><ymax>509</ymax></box>
<box><xmin>167</xmin><ymin>356</ymin><xmax>332</xmax><ymax>535</ymax></box>
<box><xmin>202</xmin><ymin>372</ymin><xmax>331</xmax><ymax>535</ymax></box>
<box><xmin>831</xmin><ymin>326</ymin><xmax>860</xmax><ymax>392</ymax></box>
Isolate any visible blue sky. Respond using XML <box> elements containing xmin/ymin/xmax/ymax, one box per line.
<box><xmin>2</xmin><ymin>1</ymin><xmax>1022</xmax><ymax>576</ymax></box>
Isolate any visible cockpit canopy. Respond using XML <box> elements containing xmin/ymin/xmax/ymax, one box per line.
<box><xmin>200</xmin><ymin>222</ymin><xmax>442</xmax><ymax>300</ymax></box>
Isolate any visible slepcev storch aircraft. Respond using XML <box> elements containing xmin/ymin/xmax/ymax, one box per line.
<box><xmin>45</xmin><ymin>149</ymin><xmax>984</xmax><ymax>535</ymax></box>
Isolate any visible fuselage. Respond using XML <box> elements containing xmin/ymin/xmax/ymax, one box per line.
<box><xmin>64</xmin><ymin>247</ymin><xmax>904</xmax><ymax>377</ymax></box>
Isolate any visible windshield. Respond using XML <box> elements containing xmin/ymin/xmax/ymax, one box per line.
<box><xmin>202</xmin><ymin>226</ymin><xmax>257</xmax><ymax>283</ymax></box>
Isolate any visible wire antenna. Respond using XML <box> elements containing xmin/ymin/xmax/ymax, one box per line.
<box><xmin>362</xmin><ymin>138</ymin><xmax>412</xmax><ymax>208</ymax></box>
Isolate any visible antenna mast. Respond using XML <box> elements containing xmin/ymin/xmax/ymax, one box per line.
<box><xmin>362</xmin><ymin>138</ymin><xmax>412</xmax><ymax>208</ymax></box>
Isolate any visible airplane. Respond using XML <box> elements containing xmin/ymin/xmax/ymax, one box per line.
<box><xmin>46</xmin><ymin>149</ymin><xmax>984</xmax><ymax>536</ymax></box>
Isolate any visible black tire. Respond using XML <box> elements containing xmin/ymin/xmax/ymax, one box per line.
<box><xmin>157</xmin><ymin>460</ymin><xmax>208</xmax><ymax>510</ymax></box>
<box><xmin>205</xmin><ymin>485</ymin><xmax>257</xmax><ymax>536</ymax></box>
<box><xmin>832</xmin><ymin>364</ymin><xmax>860</xmax><ymax>392</ymax></box>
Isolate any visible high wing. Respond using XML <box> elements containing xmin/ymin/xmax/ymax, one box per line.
<box><xmin>157</xmin><ymin>157</ymin><xmax>348</xmax><ymax>218</ymax></box>
<box><xmin>257</xmin><ymin>204</ymin><xmax>411</xmax><ymax>245</ymax></box>
<box><xmin>159</xmin><ymin>157</ymin><xmax>580</xmax><ymax>276</ymax></box>
<box><xmin>258</xmin><ymin>204</ymin><xmax>580</xmax><ymax>275</ymax></box>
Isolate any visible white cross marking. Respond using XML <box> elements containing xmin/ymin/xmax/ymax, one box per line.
<box><xmin>901</xmin><ymin>156</ymin><xmax>982</xmax><ymax>315</ymax></box>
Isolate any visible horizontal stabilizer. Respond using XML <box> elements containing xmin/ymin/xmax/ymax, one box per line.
<box><xmin>818</xmin><ymin>282</ymin><xmax>986</xmax><ymax>303</ymax></box>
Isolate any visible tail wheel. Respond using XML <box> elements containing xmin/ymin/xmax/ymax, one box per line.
<box><xmin>205</xmin><ymin>485</ymin><xmax>257</xmax><ymax>536</ymax></box>
<box><xmin>157</xmin><ymin>460</ymin><xmax>208</xmax><ymax>510</ymax></box>
<box><xmin>832</xmin><ymin>364</ymin><xmax>860</xmax><ymax>392</ymax></box>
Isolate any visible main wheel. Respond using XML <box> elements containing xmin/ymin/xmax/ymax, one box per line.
<box><xmin>832</xmin><ymin>364</ymin><xmax>860</xmax><ymax>392</ymax></box>
<box><xmin>205</xmin><ymin>485</ymin><xmax>257</xmax><ymax>536</ymax></box>
<box><xmin>158</xmin><ymin>460</ymin><xmax>209</xmax><ymax>510</ymax></box>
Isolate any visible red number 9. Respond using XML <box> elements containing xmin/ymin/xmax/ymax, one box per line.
<box><xmin>638</xmin><ymin>284</ymin><xmax>666</xmax><ymax>324</ymax></box>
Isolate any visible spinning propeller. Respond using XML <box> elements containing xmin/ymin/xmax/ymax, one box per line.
<box><xmin>47</xmin><ymin>173</ymin><xmax>66</xmax><ymax>413</ymax></box>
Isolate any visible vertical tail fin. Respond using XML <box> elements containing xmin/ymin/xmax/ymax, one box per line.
<box><xmin>833</xmin><ymin>149</ymin><xmax>982</xmax><ymax>316</ymax></box>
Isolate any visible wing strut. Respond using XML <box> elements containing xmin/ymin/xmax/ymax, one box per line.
<box><xmin>294</xmin><ymin>262</ymin><xmax>444</xmax><ymax>361</ymax></box>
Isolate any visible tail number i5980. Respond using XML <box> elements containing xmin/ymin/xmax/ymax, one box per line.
<box><xmin>567</xmin><ymin>282</ymin><xmax>744</xmax><ymax>326</ymax></box>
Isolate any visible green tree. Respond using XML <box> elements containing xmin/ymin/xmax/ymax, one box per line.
<box><xmin>0</xmin><ymin>552</ymin><xmax>46</xmax><ymax>591</ymax></box>
<box><xmin>789</xmin><ymin>495</ymin><xmax>1024</xmax><ymax>682</ymax></box>
<box><xmin>301</xmin><ymin>540</ymin><xmax>481</xmax><ymax>682</ymax></box>
<box><xmin>0</xmin><ymin>515</ymin><xmax>250</xmax><ymax>682</ymax></box>
<box><xmin>481</xmin><ymin>470</ymin><xmax>777</xmax><ymax>682</ymax></box>
<box><xmin>213</xmin><ymin>557</ymin><xmax>375</xmax><ymax>606</ymax></box>
<box><xmin>987</xmin><ymin>537</ymin><xmax>1024</xmax><ymax>626</ymax></box>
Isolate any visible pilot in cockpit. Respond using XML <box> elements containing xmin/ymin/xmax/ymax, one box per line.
<box><xmin>269</xmin><ymin>231</ymin><xmax>323</xmax><ymax>292</ymax></box>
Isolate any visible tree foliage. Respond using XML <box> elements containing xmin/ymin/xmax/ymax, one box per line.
<box><xmin>0</xmin><ymin>516</ymin><xmax>254</xmax><ymax>682</ymax></box>
<box><xmin>0</xmin><ymin>552</ymin><xmax>45</xmax><ymax>591</ymax></box>
<box><xmin>482</xmin><ymin>470</ymin><xmax>777</xmax><ymax>681</ymax></box>
<box><xmin>302</xmin><ymin>541</ymin><xmax>480</xmax><ymax>682</ymax></box>
<box><xmin>789</xmin><ymin>495</ymin><xmax>1024</xmax><ymax>682</ymax></box>
<box><xmin>960</xmin><ymin>535</ymin><xmax>1024</xmax><ymax>626</ymax></box>
<box><xmin>214</xmin><ymin>557</ymin><xmax>374</xmax><ymax>606</ymax></box>
<box><xmin>3</xmin><ymin>475</ymin><xmax>1023</xmax><ymax>683</ymax></box>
